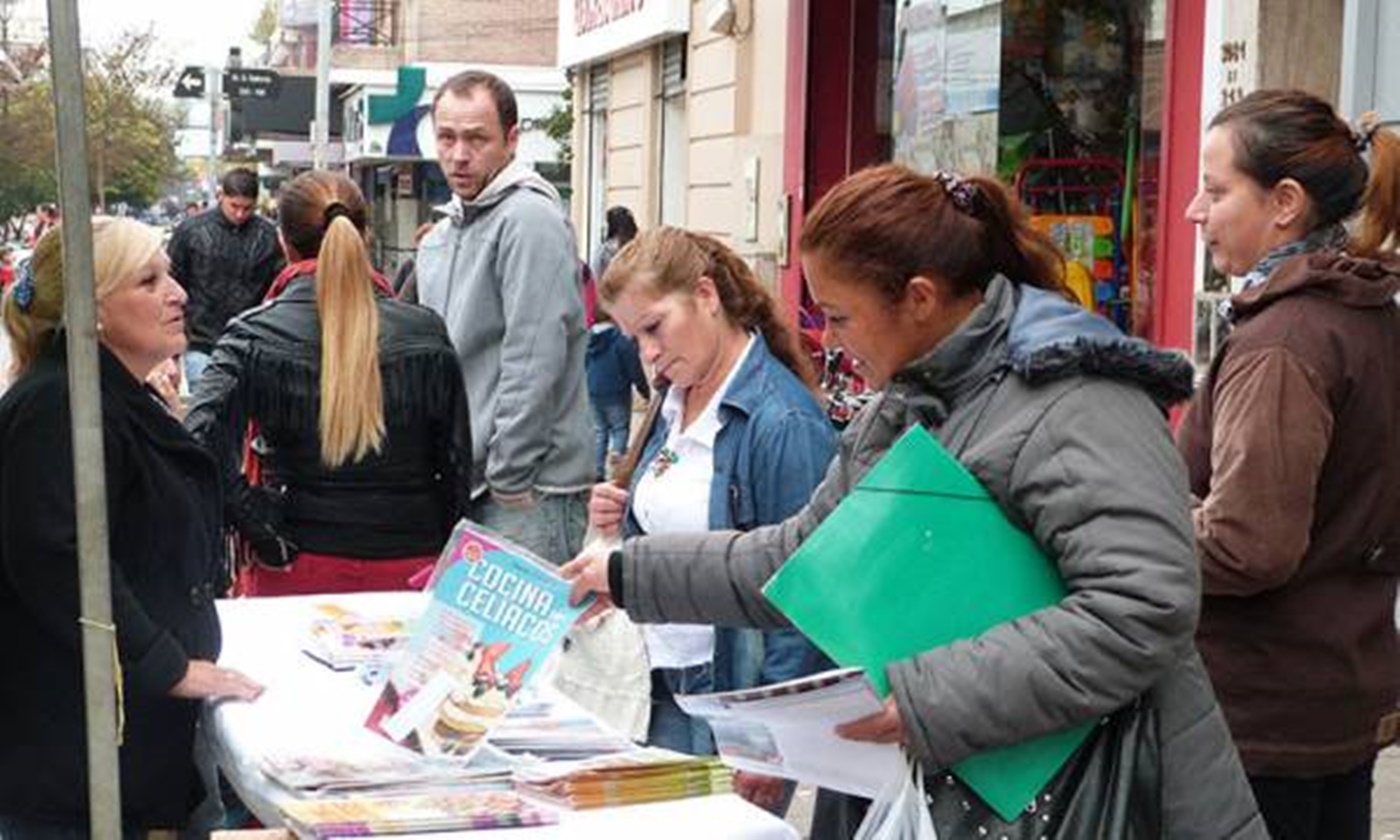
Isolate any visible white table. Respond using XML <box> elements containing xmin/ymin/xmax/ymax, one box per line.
<box><xmin>209</xmin><ymin>593</ymin><xmax>798</xmax><ymax>840</ymax></box>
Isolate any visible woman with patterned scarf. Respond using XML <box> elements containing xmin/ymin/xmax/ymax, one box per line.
<box><xmin>1179</xmin><ymin>89</ymin><xmax>1400</xmax><ymax>840</ymax></box>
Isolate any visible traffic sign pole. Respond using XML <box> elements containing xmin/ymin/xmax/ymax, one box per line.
<box><xmin>207</xmin><ymin>66</ymin><xmax>220</xmax><ymax>204</ymax></box>
<box><xmin>314</xmin><ymin>0</ymin><xmax>332</xmax><ymax>170</ymax></box>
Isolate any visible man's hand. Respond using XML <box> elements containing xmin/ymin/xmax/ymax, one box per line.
<box><xmin>835</xmin><ymin>696</ymin><xmax>907</xmax><ymax>745</ymax></box>
<box><xmin>735</xmin><ymin>771</ymin><xmax>789</xmax><ymax>813</ymax></box>
<box><xmin>170</xmin><ymin>660</ymin><xmax>264</xmax><ymax>702</ymax></box>
<box><xmin>559</xmin><ymin>545</ymin><xmax>615</xmax><ymax>623</ymax></box>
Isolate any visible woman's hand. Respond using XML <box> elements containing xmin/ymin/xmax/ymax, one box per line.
<box><xmin>735</xmin><ymin>771</ymin><xmax>789</xmax><ymax>813</ymax></box>
<box><xmin>835</xmin><ymin>696</ymin><xmax>907</xmax><ymax>745</ymax></box>
<box><xmin>587</xmin><ymin>482</ymin><xmax>630</xmax><ymax>536</ymax></box>
<box><xmin>146</xmin><ymin>358</ymin><xmax>184</xmax><ymax>418</ymax></box>
<box><xmin>559</xmin><ymin>545</ymin><xmax>615</xmax><ymax>623</ymax></box>
<box><xmin>170</xmin><ymin>660</ymin><xmax>264</xmax><ymax>702</ymax></box>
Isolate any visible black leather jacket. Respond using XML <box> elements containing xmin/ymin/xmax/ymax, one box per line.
<box><xmin>167</xmin><ymin>209</ymin><xmax>284</xmax><ymax>351</ymax></box>
<box><xmin>185</xmin><ymin>274</ymin><xmax>472</xmax><ymax>562</ymax></box>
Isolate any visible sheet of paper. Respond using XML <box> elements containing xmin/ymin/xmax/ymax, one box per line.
<box><xmin>675</xmin><ymin>668</ymin><xmax>904</xmax><ymax>798</ymax></box>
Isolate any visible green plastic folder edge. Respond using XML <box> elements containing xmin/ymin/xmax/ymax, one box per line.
<box><xmin>762</xmin><ymin>425</ymin><xmax>1093</xmax><ymax>820</ymax></box>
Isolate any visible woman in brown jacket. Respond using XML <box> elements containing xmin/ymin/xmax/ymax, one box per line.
<box><xmin>1179</xmin><ymin>89</ymin><xmax>1400</xmax><ymax>840</ymax></box>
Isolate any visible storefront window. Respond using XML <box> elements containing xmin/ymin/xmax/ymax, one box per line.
<box><xmin>887</xmin><ymin>0</ymin><xmax>1168</xmax><ymax>337</ymax></box>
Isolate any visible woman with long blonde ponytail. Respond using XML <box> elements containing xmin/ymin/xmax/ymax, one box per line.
<box><xmin>186</xmin><ymin>170</ymin><xmax>472</xmax><ymax>596</ymax></box>
<box><xmin>315</xmin><ymin>210</ymin><xmax>385</xmax><ymax>466</ymax></box>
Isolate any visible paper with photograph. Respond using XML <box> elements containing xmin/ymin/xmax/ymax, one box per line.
<box><xmin>675</xmin><ymin>667</ymin><xmax>904</xmax><ymax>798</ymax></box>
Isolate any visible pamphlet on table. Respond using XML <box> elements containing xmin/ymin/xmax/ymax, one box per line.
<box><xmin>675</xmin><ymin>667</ymin><xmax>903</xmax><ymax>798</ymax></box>
<box><xmin>301</xmin><ymin>602</ymin><xmax>411</xmax><ymax>671</ymax></box>
<box><xmin>364</xmin><ymin>520</ymin><xmax>588</xmax><ymax>759</ymax></box>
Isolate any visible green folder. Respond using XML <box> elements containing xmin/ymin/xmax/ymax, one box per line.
<box><xmin>762</xmin><ymin>424</ymin><xmax>1093</xmax><ymax>820</ymax></box>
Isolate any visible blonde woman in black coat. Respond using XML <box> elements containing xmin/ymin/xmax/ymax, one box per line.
<box><xmin>0</xmin><ymin>219</ymin><xmax>262</xmax><ymax>837</ymax></box>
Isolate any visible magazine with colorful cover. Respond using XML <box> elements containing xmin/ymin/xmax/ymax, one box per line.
<box><xmin>364</xmin><ymin>520</ymin><xmax>588</xmax><ymax>757</ymax></box>
<box><xmin>301</xmin><ymin>602</ymin><xmax>412</xmax><ymax>671</ymax></box>
<box><xmin>279</xmin><ymin>790</ymin><xmax>557</xmax><ymax>838</ymax></box>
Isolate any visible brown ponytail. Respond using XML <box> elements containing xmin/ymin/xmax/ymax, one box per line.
<box><xmin>800</xmin><ymin>164</ymin><xmax>1066</xmax><ymax>304</ymax></box>
<box><xmin>600</xmin><ymin>227</ymin><xmax>816</xmax><ymax>388</ymax></box>
<box><xmin>1355</xmin><ymin>123</ymin><xmax>1400</xmax><ymax>257</ymax></box>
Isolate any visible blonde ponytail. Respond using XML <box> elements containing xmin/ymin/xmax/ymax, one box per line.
<box><xmin>315</xmin><ymin>214</ymin><xmax>384</xmax><ymax>466</ymax></box>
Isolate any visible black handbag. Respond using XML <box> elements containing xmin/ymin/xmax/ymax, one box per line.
<box><xmin>926</xmin><ymin>698</ymin><xmax>1162</xmax><ymax>839</ymax></box>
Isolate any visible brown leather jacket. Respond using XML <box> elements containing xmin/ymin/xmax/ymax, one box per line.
<box><xmin>1179</xmin><ymin>249</ymin><xmax>1400</xmax><ymax>777</ymax></box>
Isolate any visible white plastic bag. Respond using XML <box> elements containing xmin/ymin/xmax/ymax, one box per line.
<box><xmin>551</xmin><ymin>531</ymin><xmax>652</xmax><ymax>740</ymax></box>
<box><xmin>853</xmin><ymin>755</ymin><xmax>939</xmax><ymax>840</ymax></box>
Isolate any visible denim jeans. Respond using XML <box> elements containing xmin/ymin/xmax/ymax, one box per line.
<box><xmin>647</xmin><ymin>663</ymin><xmax>716</xmax><ymax>756</ymax></box>
<box><xmin>182</xmin><ymin>350</ymin><xmax>213</xmax><ymax>391</ymax></box>
<box><xmin>466</xmin><ymin>490</ymin><xmax>588</xmax><ymax>567</ymax></box>
<box><xmin>591</xmin><ymin>396</ymin><xmax>633</xmax><ymax>480</ymax></box>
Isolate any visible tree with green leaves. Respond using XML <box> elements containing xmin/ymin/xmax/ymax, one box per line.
<box><xmin>0</xmin><ymin>28</ymin><xmax>184</xmax><ymax>225</ymax></box>
<box><xmin>543</xmin><ymin>86</ymin><xmax>573</xmax><ymax>165</ymax></box>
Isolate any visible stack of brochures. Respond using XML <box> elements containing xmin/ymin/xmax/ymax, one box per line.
<box><xmin>260</xmin><ymin>743</ymin><xmax>518</xmax><ymax>797</ymax></box>
<box><xmin>301</xmin><ymin>603</ymin><xmax>412</xmax><ymax>671</ymax></box>
<box><xmin>513</xmin><ymin>747</ymin><xmax>733</xmax><ymax>809</ymax></box>
<box><xmin>279</xmin><ymin>790</ymin><xmax>556</xmax><ymax>838</ymax></box>
<box><xmin>365</xmin><ymin>521</ymin><xmax>587</xmax><ymax>758</ymax></box>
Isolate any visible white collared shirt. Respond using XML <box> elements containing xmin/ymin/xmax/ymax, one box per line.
<box><xmin>633</xmin><ymin>335</ymin><xmax>755</xmax><ymax>669</ymax></box>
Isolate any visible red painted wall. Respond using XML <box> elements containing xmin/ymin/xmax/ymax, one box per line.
<box><xmin>1152</xmin><ymin>0</ymin><xmax>1206</xmax><ymax>354</ymax></box>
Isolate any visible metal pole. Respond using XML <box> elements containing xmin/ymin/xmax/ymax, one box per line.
<box><xmin>44</xmin><ymin>1</ymin><xmax>121</xmax><ymax>838</ymax></box>
<box><xmin>313</xmin><ymin>0</ymin><xmax>333</xmax><ymax>169</ymax></box>
<box><xmin>206</xmin><ymin>66</ymin><xmax>221</xmax><ymax>204</ymax></box>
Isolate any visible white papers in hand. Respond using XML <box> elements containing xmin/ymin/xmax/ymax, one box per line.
<box><xmin>674</xmin><ymin>667</ymin><xmax>904</xmax><ymax>798</ymax></box>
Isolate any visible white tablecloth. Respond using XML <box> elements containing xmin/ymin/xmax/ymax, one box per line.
<box><xmin>209</xmin><ymin>593</ymin><xmax>798</xmax><ymax>840</ymax></box>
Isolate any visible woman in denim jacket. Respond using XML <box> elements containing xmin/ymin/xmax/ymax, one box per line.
<box><xmin>588</xmin><ymin>227</ymin><xmax>837</xmax><ymax>814</ymax></box>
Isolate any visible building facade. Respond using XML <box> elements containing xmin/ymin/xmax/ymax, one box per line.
<box><xmin>560</xmin><ymin>0</ymin><xmax>792</xmax><ymax>288</ymax></box>
<box><xmin>263</xmin><ymin>0</ymin><xmax>568</xmax><ymax>275</ymax></box>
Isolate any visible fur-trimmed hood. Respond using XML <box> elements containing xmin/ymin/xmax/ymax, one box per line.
<box><xmin>1008</xmin><ymin>283</ymin><xmax>1196</xmax><ymax>407</ymax></box>
<box><xmin>889</xmin><ymin>275</ymin><xmax>1196</xmax><ymax>416</ymax></box>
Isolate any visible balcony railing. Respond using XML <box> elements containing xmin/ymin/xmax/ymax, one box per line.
<box><xmin>335</xmin><ymin>0</ymin><xmax>396</xmax><ymax>47</ymax></box>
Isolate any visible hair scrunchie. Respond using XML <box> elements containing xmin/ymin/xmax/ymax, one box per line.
<box><xmin>933</xmin><ymin>170</ymin><xmax>979</xmax><ymax>214</ymax></box>
<box><xmin>1353</xmin><ymin>111</ymin><xmax>1381</xmax><ymax>153</ymax></box>
<box><xmin>12</xmin><ymin>258</ymin><xmax>35</xmax><ymax>312</ymax></box>
<box><xmin>323</xmin><ymin>201</ymin><xmax>352</xmax><ymax>228</ymax></box>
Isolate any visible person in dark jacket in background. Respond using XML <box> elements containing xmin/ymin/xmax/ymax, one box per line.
<box><xmin>186</xmin><ymin>171</ymin><xmax>472</xmax><ymax>596</ymax></box>
<box><xmin>167</xmin><ymin>167</ymin><xmax>284</xmax><ymax>388</ymax></box>
<box><xmin>0</xmin><ymin>219</ymin><xmax>263</xmax><ymax>836</ymax></box>
<box><xmin>585</xmin><ymin>308</ymin><xmax>650</xmax><ymax>480</ymax></box>
<box><xmin>1179</xmin><ymin>89</ymin><xmax>1400</xmax><ymax>840</ymax></box>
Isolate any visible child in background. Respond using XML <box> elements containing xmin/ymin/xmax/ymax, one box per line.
<box><xmin>585</xmin><ymin>309</ymin><xmax>650</xmax><ymax>481</ymax></box>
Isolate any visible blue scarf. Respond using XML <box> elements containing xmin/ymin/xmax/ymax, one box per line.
<box><xmin>1220</xmin><ymin>224</ymin><xmax>1347</xmax><ymax>323</ymax></box>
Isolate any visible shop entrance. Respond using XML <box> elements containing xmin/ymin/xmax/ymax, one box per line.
<box><xmin>784</xmin><ymin>0</ymin><xmax>1204</xmax><ymax>363</ymax></box>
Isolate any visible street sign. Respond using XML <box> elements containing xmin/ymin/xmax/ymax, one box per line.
<box><xmin>223</xmin><ymin>68</ymin><xmax>282</xmax><ymax>101</ymax></box>
<box><xmin>173</xmin><ymin>66</ymin><xmax>206</xmax><ymax>99</ymax></box>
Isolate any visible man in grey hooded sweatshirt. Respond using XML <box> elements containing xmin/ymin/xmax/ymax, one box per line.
<box><xmin>415</xmin><ymin>70</ymin><xmax>593</xmax><ymax>565</ymax></box>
